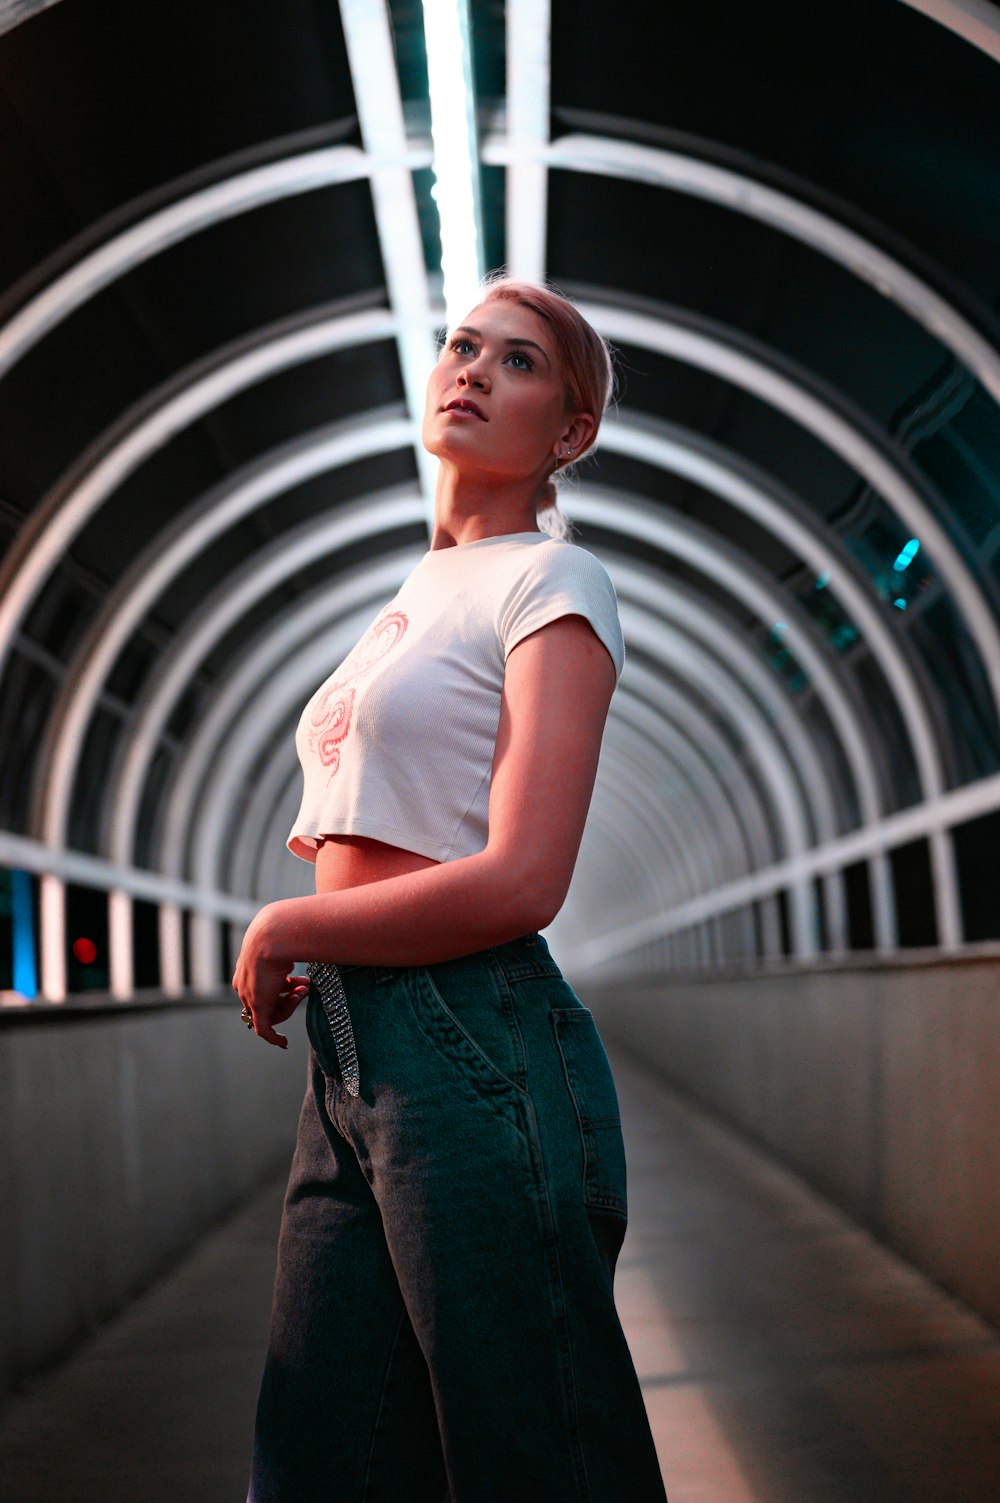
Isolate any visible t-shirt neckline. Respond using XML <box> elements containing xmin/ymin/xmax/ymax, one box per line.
<box><xmin>423</xmin><ymin>530</ymin><xmax>551</xmax><ymax>556</ymax></box>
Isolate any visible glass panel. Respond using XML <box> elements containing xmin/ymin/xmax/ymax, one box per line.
<box><xmin>65</xmin><ymin>883</ymin><xmax>110</xmax><ymax>993</ymax></box>
<box><xmin>908</xmin><ymin>369</ymin><xmax>1000</xmax><ymax>586</ymax></box>
<box><xmin>776</xmin><ymin>888</ymin><xmax>791</xmax><ymax>958</ymax></box>
<box><xmin>813</xmin><ymin>875</ymin><xmax>828</xmax><ymax>953</ymax></box>
<box><xmin>843</xmin><ymin>859</ymin><xmax>873</xmax><ymax>951</ymax></box>
<box><xmin>952</xmin><ymin>808</ymin><xmax>1000</xmax><ymax>944</ymax></box>
<box><xmin>133</xmin><ymin>898</ymin><xmax>161</xmax><ymax>990</ymax></box>
<box><xmin>889</xmin><ymin>838</ymin><xmax>937</xmax><ymax>949</ymax></box>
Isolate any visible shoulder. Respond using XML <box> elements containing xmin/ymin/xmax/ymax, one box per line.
<box><xmin>512</xmin><ymin>537</ymin><xmax>618</xmax><ymax>595</ymax></box>
<box><xmin>499</xmin><ymin>538</ymin><xmax>625</xmax><ymax>683</ymax></box>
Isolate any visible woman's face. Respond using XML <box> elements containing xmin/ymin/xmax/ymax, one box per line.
<box><xmin>422</xmin><ymin>299</ymin><xmax>593</xmax><ymax>483</ymax></box>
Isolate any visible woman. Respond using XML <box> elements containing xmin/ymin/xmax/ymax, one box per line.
<box><xmin>234</xmin><ymin>277</ymin><xmax>668</xmax><ymax>1502</ymax></box>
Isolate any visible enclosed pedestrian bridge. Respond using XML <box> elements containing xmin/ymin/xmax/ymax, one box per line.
<box><xmin>1</xmin><ymin>2</ymin><xmax>998</xmax><ymax>1498</ymax></box>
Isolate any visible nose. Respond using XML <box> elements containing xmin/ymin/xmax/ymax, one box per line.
<box><xmin>458</xmin><ymin>358</ymin><xmax>491</xmax><ymax>393</ymax></box>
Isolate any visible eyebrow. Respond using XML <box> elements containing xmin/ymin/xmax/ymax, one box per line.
<box><xmin>454</xmin><ymin>325</ymin><xmax>551</xmax><ymax>365</ymax></box>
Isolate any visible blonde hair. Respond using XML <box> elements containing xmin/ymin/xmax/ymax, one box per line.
<box><xmin>478</xmin><ymin>274</ymin><xmax>616</xmax><ymax>541</ymax></box>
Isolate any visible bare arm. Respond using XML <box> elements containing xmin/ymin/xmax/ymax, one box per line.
<box><xmin>233</xmin><ymin>614</ymin><xmax>616</xmax><ymax>1041</ymax></box>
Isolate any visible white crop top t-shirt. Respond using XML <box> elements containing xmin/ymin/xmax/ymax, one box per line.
<box><xmin>286</xmin><ymin>530</ymin><xmax>625</xmax><ymax>864</ymax></box>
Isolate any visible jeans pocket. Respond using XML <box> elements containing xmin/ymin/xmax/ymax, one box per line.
<box><xmin>412</xmin><ymin>958</ymin><xmax>526</xmax><ymax>1097</ymax></box>
<box><xmin>551</xmin><ymin>1007</ymin><xmax>628</xmax><ymax>1220</ymax></box>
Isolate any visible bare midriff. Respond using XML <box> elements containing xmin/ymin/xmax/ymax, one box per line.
<box><xmin>313</xmin><ymin>832</ymin><xmax>441</xmax><ymax>894</ymax></box>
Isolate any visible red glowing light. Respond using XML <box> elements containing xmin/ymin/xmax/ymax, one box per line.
<box><xmin>72</xmin><ymin>937</ymin><xmax>98</xmax><ymax>965</ymax></box>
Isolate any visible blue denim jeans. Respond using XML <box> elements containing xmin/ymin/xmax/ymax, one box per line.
<box><xmin>247</xmin><ymin>931</ymin><xmax>668</xmax><ymax>1502</ymax></box>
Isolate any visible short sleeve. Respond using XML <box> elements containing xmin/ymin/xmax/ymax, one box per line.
<box><xmin>499</xmin><ymin>542</ymin><xmax>626</xmax><ymax>685</ymax></box>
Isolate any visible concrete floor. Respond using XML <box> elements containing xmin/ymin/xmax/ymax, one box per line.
<box><xmin>1</xmin><ymin>1044</ymin><xmax>998</xmax><ymax>1502</ymax></box>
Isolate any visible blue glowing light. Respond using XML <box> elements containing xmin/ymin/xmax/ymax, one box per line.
<box><xmin>893</xmin><ymin>538</ymin><xmax>920</xmax><ymax>572</ymax></box>
<box><xmin>11</xmin><ymin>869</ymin><xmax>37</xmax><ymax>998</ymax></box>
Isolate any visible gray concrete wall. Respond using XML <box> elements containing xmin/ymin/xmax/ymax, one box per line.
<box><xmin>0</xmin><ymin>998</ymin><xmax>309</xmax><ymax>1397</ymax></box>
<box><xmin>576</xmin><ymin>955</ymin><xmax>1000</xmax><ymax>1328</ymax></box>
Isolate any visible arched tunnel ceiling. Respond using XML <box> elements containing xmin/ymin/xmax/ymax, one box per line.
<box><xmin>1</xmin><ymin>0</ymin><xmax>999</xmax><ymax>983</ymax></box>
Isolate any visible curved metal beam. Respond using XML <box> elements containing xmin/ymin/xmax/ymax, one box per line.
<box><xmin>601</xmin><ymin>719</ymin><xmax>733</xmax><ymax>901</ymax></box>
<box><xmin>242</xmin><ymin>668</ymin><xmax>755</xmax><ymax>916</ymax></box>
<box><xmin>601</xmin><ymin>413</ymin><xmax>961</xmax><ymax>947</ymax></box>
<box><xmin>481</xmin><ymin>129</ymin><xmax>1000</xmax><ymax>407</ymax></box>
<box><xmin>0</xmin><ymin>304</ymin><xmax>405</xmax><ymax>690</ymax></box>
<box><xmin>33</xmin><ymin>410</ymin><xmax>414</xmax><ymax>844</ymax></box>
<box><xmin>620</xmin><ymin>665</ymin><xmax>778</xmax><ymax>873</ymax></box>
<box><xmin>172</xmin><ymin>567</ymin><xmax>823</xmax><ymax>956</ymax></box>
<box><xmin>173</xmin><ymin>574</ymin><xmax>763</xmax><ymax>907</ymax></box>
<box><xmin>0</xmin><ymin>146</ymin><xmax>428</xmax><ymax>381</ymax></box>
<box><xmin>32</xmin><ymin>405</ymin><xmax>788</xmax><ymax>858</ymax></box>
<box><xmin>619</xmin><ymin>604</ymin><xmax>820</xmax><ymax>955</ymax></box>
<box><xmin>613</xmin><ymin>689</ymin><xmax>759</xmax><ymax>881</ymax></box>
<box><xmin>156</xmin><ymin>538</ymin><xmax>814</xmax><ymax>895</ymax></box>
<box><xmin>109</xmin><ymin>493</ymin><xmax>424</xmax><ymax>871</ymax></box>
<box><xmin>0</xmin><ymin>1</ymin><xmax>65</xmax><ymax>40</ymax></box>
<box><xmin>27</xmin><ymin>312</ymin><xmax>980</xmax><ymax>949</ymax></box>
<box><xmin>602</xmin><ymin>412</ymin><xmax>950</xmax><ymax>807</ymax></box>
<box><xmin>896</xmin><ymin>0</ymin><xmax>1000</xmax><ymax>63</ymax></box>
<box><xmin>240</xmin><ymin>655</ymin><xmax>774</xmax><ymax>935</ymax></box>
<box><xmin>157</xmin><ymin>562</ymin><xmax>419</xmax><ymax>878</ymax></box>
<box><xmin>575</xmin><ymin>300</ymin><xmax>1000</xmax><ymax>727</ymax></box>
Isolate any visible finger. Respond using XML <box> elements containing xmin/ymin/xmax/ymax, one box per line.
<box><xmin>257</xmin><ymin>1021</ymin><xmax>288</xmax><ymax>1049</ymax></box>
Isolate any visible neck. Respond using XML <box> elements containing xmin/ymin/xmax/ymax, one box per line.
<box><xmin>428</xmin><ymin>460</ymin><xmax>544</xmax><ymax>550</ymax></box>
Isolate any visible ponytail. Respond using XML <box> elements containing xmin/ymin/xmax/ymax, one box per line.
<box><xmin>535</xmin><ymin>477</ymin><xmax>577</xmax><ymax>541</ymax></box>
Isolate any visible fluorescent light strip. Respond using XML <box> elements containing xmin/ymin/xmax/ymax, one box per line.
<box><xmin>505</xmin><ymin>0</ymin><xmax>551</xmax><ymax>280</ymax></box>
<box><xmin>337</xmin><ymin>1</ymin><xmax>439</xmax><ymax>509</ymax></box>
<box><xmin>422</xmin><ymin>0</ymin><xmax>485</xmax><ymax>327</ymax></box>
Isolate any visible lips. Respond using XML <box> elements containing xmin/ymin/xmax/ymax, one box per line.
<box><xmin>444</xmin><ymin>398</ymin><xmax>487</xmax><ymax>420</ymax></box>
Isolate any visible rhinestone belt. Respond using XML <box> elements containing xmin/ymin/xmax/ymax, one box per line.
<box><xmin>305</xmin><ymin>961</ymin><xmax>360</xmax><ymax>1096</ymax></box>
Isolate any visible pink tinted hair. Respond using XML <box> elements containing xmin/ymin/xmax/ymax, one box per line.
<box><xmin>478</xmin><ymin>275</ymin><xmax>616</xmax><ymax>540</ymax></box>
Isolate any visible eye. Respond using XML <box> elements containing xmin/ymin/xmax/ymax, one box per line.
<box><xmin>506</xmin><ymin>348</ymin><xmax>535</xmax><ymax>371</ymax></box>
<box><xmin>448</xmin><ymin>336</ymin><xmax>476</xmax><ymax>356</ymax></box>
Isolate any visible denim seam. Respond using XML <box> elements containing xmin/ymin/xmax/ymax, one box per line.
<box><xmin>485</xmin><ymin>951</ymin><xmax>530</xmax><ymax>1090</ymax></box>
<box><xmin>514</xmin><ymin>1094</ymin><xmax>593</xmax><ymax>1499</ymax></box>
<box><xmin>542</xmin><ymin>1214</ymin><xmax>595</xmax><ymax>1501</ymax></box>
<box><xmin>361</xmin><ymin>1299</ymin><xmax>410</xmax><ymax>1500</ymax></box>
<box><xmin>551</xmin><ymin>1011</ymin><xmax>629</xmax><ymax>1220</ymax></box>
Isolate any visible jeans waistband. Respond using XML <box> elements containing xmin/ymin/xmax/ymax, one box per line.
<box><xmin>325</xmin><ymin>932</ymin><xmax>560</xmax><ymax>986</ymax></box>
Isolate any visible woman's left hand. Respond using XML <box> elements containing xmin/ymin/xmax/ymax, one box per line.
<box><xmin>232</xmin><ymin>907</ymin><xmax>308</xmax><ymax>1048</ymax></box>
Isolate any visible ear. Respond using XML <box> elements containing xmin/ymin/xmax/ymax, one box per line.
<box><xmin>552</xmin><ymin>410</ymin><xmax>597</xmax><ymax>461</ymax></box>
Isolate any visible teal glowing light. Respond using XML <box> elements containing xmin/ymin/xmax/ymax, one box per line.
<box><xmin>771</xmin><ymin>622</ymin><xmax>788</xmax><ymax>640</ymax></box>
<box><xmin>893</xmin><ymin>597</ymin><xmax>907</xmax><ymax>610</ymax></box>
<box><xmin>815</xmin><ymin>570</ymin><xmax>831</xmax><ymax>589</ymax></box>
<box><xmin>11</xmin><ymin>869</ymin><xmax>37</xmax><ymax>998</ymax></box>
<box><xmin>893</xmin><ymin>538</ymin><xmax>920</xmax><ymax>571</ymax></box>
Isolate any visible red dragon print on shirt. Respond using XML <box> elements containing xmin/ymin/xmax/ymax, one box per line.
<box><xmin>305</xmin><ymin>607</ymin><xmax>409</xmax><ymax>782</ymax></box>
